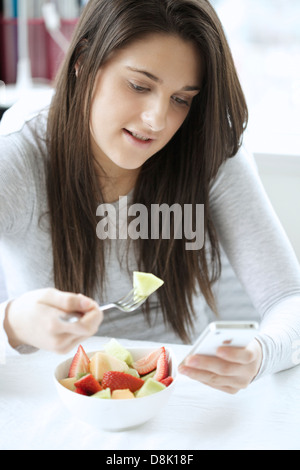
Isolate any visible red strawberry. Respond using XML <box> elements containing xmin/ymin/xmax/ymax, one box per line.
<box><xmin>102</xmin><ymin>371</ymin><xmax>144</xmax><ymax>393</ymax></box>
<box><xmin>133</xmin><ymin>347</ymin><xmax>165</xmax><ymax>375</ymax></box>
<box><xmin>74</xmin><ymin>373</ymin><xmax>103</xmax><ymax>396</ymax></box>
<box><xmin>75</xmin><ymin>387</ymin><xmax>88</xmax><ymax>396</ymax></box>
<box><xmin>68</xmin><ymin>345</ymin><xmax>90</xmax><ymax>378</ymax></box>
<box><xmin>160</xmin><ymin>376</ymin><xmax>173</xmax><ymax>387</ymax></box>
<box><xmin>153</xmin><ymin>349</ymin><xmax>169</xmax><ymax>382</ymax></box>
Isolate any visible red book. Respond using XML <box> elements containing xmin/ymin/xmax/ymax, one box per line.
<box><xmin>46</xmin><ymin>18</ymin><xmax>78</xmax><ymax>81</ymax></box>
<box><xmin>0</xmin><ymin>16</ymin><xmax>18</xmax><ymax>84</ymax></box>
<box><xmin>28</xmin><ymin>18</ymin><xmax>48</xmax><ymax>80</ymax></box>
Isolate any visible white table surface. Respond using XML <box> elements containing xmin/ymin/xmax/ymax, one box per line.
<box><xmin>1</xmin><ymin>335</ymin><xmax>300</xmax><ymax>451</ymax></box>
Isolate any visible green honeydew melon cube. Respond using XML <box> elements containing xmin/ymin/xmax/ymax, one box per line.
<box><xmin>127</xmin><ymin>367</ymin><xmax>140</xmax><ymax>378</ymax></box>
<box><xmin>140</xmin><ymin>369</ymin><xmax>156</xmax><ymax>381</ymax></box>
<box><xmin>103</xmin><ymin>338</ymin><xmax>133</xmax><ymax>366</ymax></box>
<box><xmin>92</xmin><ymin>388</ymin><xmax>112</xmax><ymax>399</ymax></box>
<box><xmin>135</xmin><ymin>378</ymin><xmax>166</xmax><ymax>398</ymax></box>
<box><xmin>133</xmin><ymin>272</ymin><xmax>164</xmax><ymax>298</ymax></box>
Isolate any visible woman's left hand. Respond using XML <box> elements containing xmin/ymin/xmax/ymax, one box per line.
<box><xmin>178</xmin><ymin>340</ymin><xmax>263</xmax><ymax>394</ymax></box>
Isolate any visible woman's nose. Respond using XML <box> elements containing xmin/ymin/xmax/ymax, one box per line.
<box><xmin>141</xmin><ymin>97</ymin><xmax>168</xmax><ymax>132</ymax></box>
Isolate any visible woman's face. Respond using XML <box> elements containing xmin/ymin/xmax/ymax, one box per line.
<box><xmin>90</xmin><ymin>34</ymin><xmax>202</xmax><ymax>175</ymax></box>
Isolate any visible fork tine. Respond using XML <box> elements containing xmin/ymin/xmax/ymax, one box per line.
<box><xmin>117</xmin><ymin>288</ymin><xmax>135</xmax><ymax>305</ymax></box>
<box><xmin>122</xmin><ymin>297</ymin><xmax>147</xmax><ymax>312</ymax></box>
<box><xmin>117</xmin><ymin>289</ymin><xmax>147</xmax><ymax>310</ymax></box>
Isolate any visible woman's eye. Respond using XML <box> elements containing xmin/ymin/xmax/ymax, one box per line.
<box><xmin>129</xmin><ymin>82</ymin><xmax>149</xmax><ymax>92</ymax></box>
<box><xmin>172</xmin><ymin>96</ymin><xmax>190</xmax><ymax>107</ymax></box>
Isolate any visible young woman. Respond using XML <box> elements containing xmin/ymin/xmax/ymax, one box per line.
<box><xmin>1</xmin><ymin>0</ymin><xmax>300</xmax><ymax>394</ymax></box>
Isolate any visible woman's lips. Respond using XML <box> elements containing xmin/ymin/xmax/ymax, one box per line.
<box><xmin>123</xmin><ymin>129</ymin><xmax>154</xmax><ymax>146</ymax></box>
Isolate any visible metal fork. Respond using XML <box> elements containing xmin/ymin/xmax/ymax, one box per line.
<box><xmin>61</xmin><ymin>288</ymin><xmax>148</xmax><ymax>323</ymax></box>
<box><xmin>100</xmin><ymin>288</ymin><xmax>148</xmax><ymax>312</ymax></box>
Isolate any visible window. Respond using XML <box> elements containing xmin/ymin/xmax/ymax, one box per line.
<box><xmin>212</xmin><ymin>0</ymin><xmax>300</xmax><ymax>156</ymax></box>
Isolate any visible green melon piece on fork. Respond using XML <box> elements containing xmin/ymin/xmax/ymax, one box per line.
<box><xmin>133</xmin><ymin>272</ymin><xmax>164</xmax><ymax>298</ymax></box>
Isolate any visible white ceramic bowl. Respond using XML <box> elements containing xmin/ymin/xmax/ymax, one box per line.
<box><xmin>54</xmin><ymin>346</ymin><xmax>177</xmax><ymax>432</ymax></box>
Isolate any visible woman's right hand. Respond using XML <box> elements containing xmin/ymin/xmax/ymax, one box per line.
<box><xmin>3</xmin><ymin>288</ymin><xmax>103</xmax><ymax>354</ymax></box>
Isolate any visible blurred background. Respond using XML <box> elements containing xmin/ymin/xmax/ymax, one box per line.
<box><xmin>212</xmin><ymin>0</ymin><xmax>300</xmax><ymax>157</ymax></box>
<box><xmin>0</xmin><ymin>0</ymin><xmax>299</xmax><ymax>259</ymax></box>
<box><xmin>211</xmin><ymin>0</ymin><xmax>300</xmax><ymax>262</ymax></box>
<box><xmin>0</xmin><ymin>1</ymin><xmax>84</xmax><ymax>89</ymax></box>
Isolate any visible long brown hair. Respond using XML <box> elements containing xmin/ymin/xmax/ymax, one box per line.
<box><xmin>46</xmin><ymin>0</ymin><xmax>248</xmax><ymax>342</ymax></box>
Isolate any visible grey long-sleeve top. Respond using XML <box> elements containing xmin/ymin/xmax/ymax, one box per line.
<box><xmin>1</xmin><ymin>100</ymin><xmax>300</xmax><ymax>379</ymax></box>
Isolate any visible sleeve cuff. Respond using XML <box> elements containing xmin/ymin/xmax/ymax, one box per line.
<box><xmin>252</xmin><ymin>295</ymin><xmax>300</xmax><ymax>380</ymax></box>
<box><xmin>0</xmin><ymin>300</ymin><xmax>38</xmax><ymax>363</ymax></box>
<box><xmin>0</xmin><ymin>300</ymin><xmax>19</xmax><ymax>362</ymax></box>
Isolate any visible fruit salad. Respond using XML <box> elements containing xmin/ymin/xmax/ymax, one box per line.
<box><xmin>59</xmin><ymin>339</ymin><xmax>174</xmax><ymax>400</ymax></box>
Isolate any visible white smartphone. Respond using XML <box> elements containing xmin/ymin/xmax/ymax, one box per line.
<box><xmin>181</xmin><ymin>321</ymin><xmax>259</xmax><ymax>362</ymax></box>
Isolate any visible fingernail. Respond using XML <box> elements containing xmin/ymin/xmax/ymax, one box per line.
<box><xmin>185</xmin><ymin>356</ymin><xmax>196</xmax><ymax>367</ymax></box>
<box><xmin>178</xmin><ymin>364</ymin><xmax>187</xmax><ymax>374</ymax></box>
<box><xmin>79</xmin><ymin>295</ymin><xmax>92</xmax><ymax>310</ymax></box>
<box><xmin>216</xmin><ymin>348</ymin><xmax>228</xmax><ymax>358</ymax></box>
